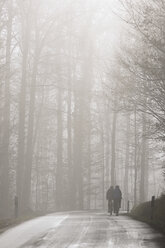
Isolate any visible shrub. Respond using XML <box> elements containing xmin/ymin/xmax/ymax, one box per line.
<box><xmin>130</xmin><ymin>195</ymin><xmax>165</xmax><ymax>233</ymax></box>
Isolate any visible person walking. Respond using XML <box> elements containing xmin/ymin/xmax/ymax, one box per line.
<box><xmin>114</xmin><ymin>185</ymin><xmax>122</xmax><ymax>216</ymax></box>
<box><xmin>106</xmin><ymin>186</ymin><xmax>114</xmax><ymax>215</ymax></box>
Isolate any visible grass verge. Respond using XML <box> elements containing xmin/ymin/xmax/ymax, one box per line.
<box><xmin>130</xmin><ymin>195</ymin><xmax>165</xmax><ymax>234</ymax></box>
<box><xmin>0</xmin><ymin>212</ymin><xmax>45</xmax><ymax>234</ymax></box>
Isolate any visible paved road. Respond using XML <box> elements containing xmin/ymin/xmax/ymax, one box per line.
<box><xmin>0</xmin><ymin>211</ymin><xmax>164</xmax><ymax>248</ymax></box>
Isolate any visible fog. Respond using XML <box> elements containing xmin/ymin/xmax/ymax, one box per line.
<box><xmin>0</xmin><ymin>0</ymin><xmax>164</xmax><ymax>218</ymax></box>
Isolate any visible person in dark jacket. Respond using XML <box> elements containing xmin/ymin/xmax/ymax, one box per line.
<box><xmin>113</xmin><ymin>185</ymin><xmax>122</xmax><ymax>216</ymax></box>
<box><xmin>106</xmin><ymin>186</ymin><xmax>114</xmax><ymax>215</ymax></box>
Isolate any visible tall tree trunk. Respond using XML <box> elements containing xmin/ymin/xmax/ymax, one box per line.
<box><xmin>86</xmin><ymin>83</ymin><xmax>92</xmax><ymax>209</ymax></box>
<box><xmin>72</xmin><ymin>99</ymin><xmax>78</xmax><ymax>210</ymax></box>
<box><xmin>0</xmin><ymin>0</ymin><xmax>12</xmax><ymax>218</ymax></box>
<box><xmin>67</xmin><ymin>57</ymin><xmax>73</xmax><ymax>210</ymax></box>
<box><xmin>56</xmin><ymin>87</ymin><xmax>63</xmax><ymax>210</ymax></box>
<box><xmin>73</xmin><ymin>95</ymin><xmax>84</xmax><ymax>210</ymax></box>
<box><xmin>17</xmin><ymin>2</ymin><xmax>31</xmax><ymax>214</ymax></box>
<box><xmin>124</xmin><ymin>113</ymin><xmax>130</xmax><ymax>203</ymax></box>
<box><xmin>105</xmin><ymin>103</ymin><xmax>111</xmax><ymax>190</ymax></box>
<box><xmin>140</xmin><ymin>112</ymin><xmax>147</xmax><ymax>203</ymax></box>
<box><xmin>87</xmin><ymin>121</ymin><xmax>91</xmax><ymax>209</ymax></box>
<box><xmin>145</xmin><ymin>139</ymin><xmax>149</xmax><ymax>200</ymax></box>
<box><xmin>22</xmin><ymin>28</ymin><xmax>39</xmax><ymax>211</ymax></box>
<box><xmin>67</xmin><ymin>86</ymin><xmax>73</xmax><ymax>209</ymax></box>
<box><xmin>101</xmin><ymin>137</ymin><xmax>105</xmax><ymax>208</ymax></box>
<box><xmin>134</xmin><ymin>105</ymin><xmax>137</xmax><ymax>206</ymax></box>
<box><xmin>111</xmin><ymin>110</ymin><xmax>117</xmax><ymax>186</ymax></box>
<box><xmin>77</xmin><ymin>101</ymin><xmax>84</xmax><ymax>210</ymax></box>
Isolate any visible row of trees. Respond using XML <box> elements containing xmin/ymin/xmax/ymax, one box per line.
<box><xmin>0</xmin><ymin>0</ymin><xmax>113</xmax><ymax>217</ymax></box>
<box><xmin>113</xmin><ymin>0</ymin><xmax>165</xmax><ymax>203</ymax></box>
<box><xmin>0</xmin><ymin>0</ymin><xmax>164</xmax><ymax>218</ymax></box>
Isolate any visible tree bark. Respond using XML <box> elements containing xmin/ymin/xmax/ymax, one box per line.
<box><xmin>56</xmin><ymin>87</ymin><xmax>63</xmax><ymax>210</ymax></box>
<box><xmin>22</xmin><ymin>27</ymin><xmax>39</xmax><ymax>211</ymax></box>
<box><xmin>111</xmin><ymin>110</ymin><xmax>117</xmax><ymax>186</ymax></box>
<box><xmin>0</xmin><ymin>0</ymin><xmax>13</xmax><ymax>218</ymax></box>
<box><xmin>17</xmin><ymin>1</ymin><xmax>31</xmax><ymax>214</ymax></box>
<box><xmin>124</xmin><ymin>113</ymin><xmax>130</xmax><ymax>203</ymax></box>
<box><xmin>140</xmin><ymin>112</ymin><xmax>147</xmax><ymax>203</ymax></box>
<box><xmin>134</xmin><ymin>105</ymin><xmax>137</xmax><ymax>206</ymax></box>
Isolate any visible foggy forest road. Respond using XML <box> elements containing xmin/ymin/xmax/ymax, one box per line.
<box><xmin>0</xmin><ymin>211</ymin><xmax>165</xmax><ymax>248</ymax></box>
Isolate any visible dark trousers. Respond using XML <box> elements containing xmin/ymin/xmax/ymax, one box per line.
<box><xmin>108</xmin><ymin>200</ymin><xmax>113</xmax><ymax>215</ymax></box>
<box><xmin>114</xmin><ymin>199</ymin><xmax>121</xmax><ymax>215</ymax></box>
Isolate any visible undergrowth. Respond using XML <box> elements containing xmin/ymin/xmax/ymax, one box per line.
<box><xmin>130</xmin><ymin>195</ymin><xmax>165</xmax><ymax>234</ymax></box>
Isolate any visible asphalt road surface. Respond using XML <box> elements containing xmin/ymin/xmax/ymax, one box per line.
<box><xmin>0</xmin><ymin>211</ymin><xmax>164</xmax><ymax>248</ymax></box>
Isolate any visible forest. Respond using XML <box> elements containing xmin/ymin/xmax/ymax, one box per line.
<box><xmin>0</xmin><ymin>0</ymin><xmax>164</xmax><ymax>219</ymax></box>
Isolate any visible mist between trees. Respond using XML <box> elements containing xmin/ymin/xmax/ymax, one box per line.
<box><xmin>0</xmin><ymin>0</ymin><xmax>164</xmax><ymax>218</ymax></box>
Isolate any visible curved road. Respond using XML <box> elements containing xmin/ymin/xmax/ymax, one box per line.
<box><xmin>0</xmin><ymin>211</ymin><xmax>164</xmax><ymax>248</ymax></box>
